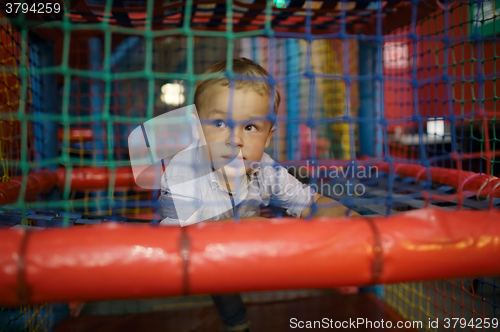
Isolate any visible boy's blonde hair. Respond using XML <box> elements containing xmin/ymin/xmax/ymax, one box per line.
<box><xmin>194</xmin><ymin>58</ymin><xmax>280</xmax><ymax>116</ymax></box>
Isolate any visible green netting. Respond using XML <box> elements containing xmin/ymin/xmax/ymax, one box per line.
<box><xmin>0</xmin><ymin>1</ymin><xmax>499</xmax><ymax>331</ymax></box>
<box><xmin>382</xmin><ymin>3</ymin><xmax>500</xmax><ymax>331</ymax></box>
<box><xmin>0</xmin><ymin>1</ymin><xmax>366</xmax><ymax>221</ymax></box>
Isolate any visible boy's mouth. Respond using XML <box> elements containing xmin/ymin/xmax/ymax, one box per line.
<box><xmin>221</xmin><ymin>155</ymin><xmax>245</xmax><ymax>160</ymax></box>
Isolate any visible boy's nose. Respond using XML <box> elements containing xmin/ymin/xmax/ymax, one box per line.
<box><xmin>226</xmin><ymin>128</ymin><xmax>244</xmax><ymax>148</ymax></box>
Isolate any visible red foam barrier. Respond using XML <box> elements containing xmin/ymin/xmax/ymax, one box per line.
<box><xmin>25</xmin><ymin>224</ymin><xmax>183</xmax><ymax>304</ymax></box>
<box><xmin>377</xmin><ymin>209</ymin><xmax>500</xmax><ymax>283</ymax></box>
<box><xmin>0</xmin><ymin>228</ymin><xmax>24</xmax><ymax>305</ymax></box>
<box><xmin>0</xmin><ymin>170</ymin><xmax>58</xmax><ymax>206</ymax></box>
<box><xmin>55</xmin><ymin>167</ymin><xmax>148</xmax><ymax>191</ymax></box>
<box><xmin>1</xmin><ymin>161</ymin><xmax>498</xmax><ymax>201</ymax></box>
<box><xmin>1</xmin><ymin>209</ymin><xmax>499</xmax><ymax>306</ymax></box>
<box><xmin>377</xmin><ymin>162</ymin><xmax>500</xmax><ymax>198</ymax></box>
<box><xmin>188</xmin><ymin>218</ymin><xmax>374</xmax><ymax>295</ymax></box>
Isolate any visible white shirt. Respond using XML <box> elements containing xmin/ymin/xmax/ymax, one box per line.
<box><xmin>158</xmin><ymin>140</ymin><xmax>315</xmax><ymax>226</ymax></box>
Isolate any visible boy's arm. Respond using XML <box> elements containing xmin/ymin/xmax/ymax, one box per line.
<box><xmin>216</xmin><ymin>194</ymin><xmax>359</xmax><ymax>222</ymax></box>
<box><xmin>258</xmin><ymin>161</ymin><xmax>360</xmax><ymax>219</ymax></box>
<box><xmin>300</xmin><ymin>193</ymin><xmax>360</xmax><ymax>218</ymax></box>
<box><xmin>159</xmin><ymin>175</ymin><xmax>203</xmax><ymax>226</ymax></box>
<box><xmin>215</xmin><ymin>193</ymin><xmax>359</xmax><ymax>223</ymax></box>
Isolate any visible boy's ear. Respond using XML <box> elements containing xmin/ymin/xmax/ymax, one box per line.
<box><xmin>264</xmin><ymin>125</ymin><xmax>275</xmax><ymax>149</ymax></box>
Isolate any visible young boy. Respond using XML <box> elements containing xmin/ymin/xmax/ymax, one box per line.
<box><xmin>158</xmin><ymin>58</ymin><xmax>357</xmax><ymax>332</ymax></box>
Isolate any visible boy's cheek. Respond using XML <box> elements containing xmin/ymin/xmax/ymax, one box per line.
<box><xmin>202</xmin><ymin>127</ymin><xmax>228</xmax><ymax>142</ymax></box>
<box><xmin>199</xmin><ymin>125</ymin><xmax>212</xmax><ymax>138</ymax></box>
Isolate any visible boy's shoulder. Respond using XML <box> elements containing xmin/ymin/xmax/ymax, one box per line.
<box><xmin>257</xmin><ymin>152</ymin><xmax>291</xmax><ymax>181</ymax></box>
<box><xmin>259</xmin><ymin>152</ymin><xmax>278</xmax><ymax>167</ymax></box>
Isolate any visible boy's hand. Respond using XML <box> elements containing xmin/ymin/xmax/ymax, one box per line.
<box><xmin>203</xmin><ymin>194</ymin><xmax>359</xmax><ymax>224</ymax></box>
<box><xmin>300</xmin><ymin>193</ymin><xmax>360</xmax><ymax>218</ymax></box>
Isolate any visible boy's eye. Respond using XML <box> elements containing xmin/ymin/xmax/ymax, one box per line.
<box><xmin>214</xmin><ymin>120</ymin><xmax>227</xmax><ymax>128</ymax></box>
<box><xmin>245</xmin><ymin>124</ymin><xmax>257</xmax><ymax>131</ymax></box>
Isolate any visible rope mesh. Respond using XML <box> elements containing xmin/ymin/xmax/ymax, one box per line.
<box><xmin>0</xmin><ymin>1</ymin><xmax>498</xmax><ymax>331</ymax></box>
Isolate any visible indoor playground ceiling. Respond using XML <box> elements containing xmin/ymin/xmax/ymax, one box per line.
<box><xmin>7</xmin><ymin>0</ymin><xmax>441</xmax><ymax>35</ymax></box>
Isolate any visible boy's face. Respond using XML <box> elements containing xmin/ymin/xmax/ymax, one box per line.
<box><xmin>197</xmin><ymin>85</ymin><xmax>274</xmax><ymax>174</ymax></box>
